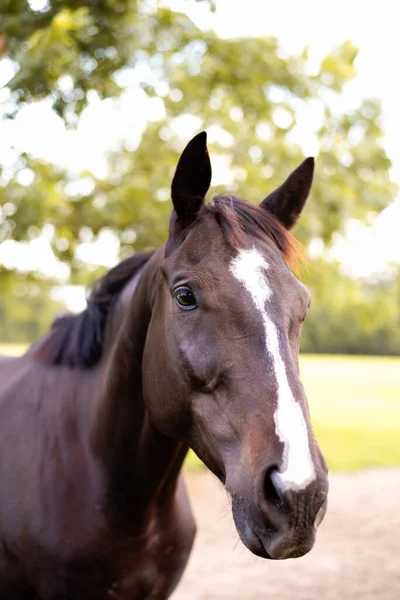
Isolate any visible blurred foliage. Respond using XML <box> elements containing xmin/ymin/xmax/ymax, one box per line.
<box><xmin>0</xmin><ymin>267</ymin><xmax>64</xmax><ymax>341</ymax></box>
<box><xmin>301</xmin><ymin>262</ymin><xmax>400</xmax><ymax>355</ymax></box>
<box><xmin>0</xmin><ymin>0</ymin><xmax>398</xmax><ymax>353</ymax></box>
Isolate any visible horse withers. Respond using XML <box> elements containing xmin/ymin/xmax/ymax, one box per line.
<box><xmin>0</xmin><ymin>132</ymin><xmax>328</xmax><ymax>599</ymax></box>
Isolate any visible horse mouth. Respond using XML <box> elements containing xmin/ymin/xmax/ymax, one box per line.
<box><xmin>232</xmin><ymin>504</ymin><xmax>274</xmax><ymax>559</ymax></box>
<box><xmin>240</xmin><ymin>524</ymin><xmax>316</xmax><ymax>560</ymax></box>
<box><xmin>245</xmin><ymin>530</ymin><xmax>273</xmax><ymax>559</ymax></box>
<box><xmin>232</xmin><ymin>503</ymin><xmax>317</xmax><ymax>560</ymax></box>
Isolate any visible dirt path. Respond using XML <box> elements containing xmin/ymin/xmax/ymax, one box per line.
<box><xmin>172</xmin><ymin>469</ymin><xmax>400</xmax><ymax>599</ymax></box>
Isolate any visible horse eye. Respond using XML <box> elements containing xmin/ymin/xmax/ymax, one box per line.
<box><xmin>173</xmin><ymin>286</ymin><xmax>198</xmax><ymax>311</ymax></box>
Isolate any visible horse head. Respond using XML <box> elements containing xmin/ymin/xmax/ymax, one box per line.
<box><xmin>142</xmin><ymin>132</ymin><xmax>328</xmax><ymax>560</ymax></box>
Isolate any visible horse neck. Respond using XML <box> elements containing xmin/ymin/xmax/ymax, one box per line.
<box><xmin>91</xmin><ymin>248</ymin><xmax>187</xmax><ymax>519</ymax></box>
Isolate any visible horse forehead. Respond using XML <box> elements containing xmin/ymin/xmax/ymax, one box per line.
<box><xmin>168</xmin><ymin>215</ymin><xmax>303</xmax><ymax>304</ymax></box>
<box><xmin>230</xmin><ymin>245</ymin><xmax>303</xmax><ymax>303</ymax></box>
<box><xmin>167</xmin><ymin>215</ymin><xmax>226</xmax><ymax>265</ymax></box>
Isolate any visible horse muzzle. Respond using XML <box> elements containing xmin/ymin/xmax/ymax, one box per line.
<box><xmin>230</xmin><ymin>465</ymin><xmax>329</xmax><ymax>560</ymax></box>
<box><xmin>232</xmin><ymin>496</ymin><xmax>328</xmax><ymax>560</ymax></box>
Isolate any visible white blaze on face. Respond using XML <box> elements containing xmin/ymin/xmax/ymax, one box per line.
<box><xmin>229</xmin><ymin>248</ymin><xmax>315</xmax><ymax>493</ymax></box>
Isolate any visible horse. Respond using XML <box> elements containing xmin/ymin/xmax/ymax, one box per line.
<box><xmin>0</xmin><ymin>132</ymin><xmax>329</xmax><ymax>599</ymax></box>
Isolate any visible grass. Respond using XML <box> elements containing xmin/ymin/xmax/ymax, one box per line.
<box><xmin>1</xmin><ymin>345</ymin><xmax>399</xmax><ymax>471</ymax></box>
<box><xmin>300</xmin><ymin>354</ymin><xmax>400</xmax><ymax>471</ymax></box>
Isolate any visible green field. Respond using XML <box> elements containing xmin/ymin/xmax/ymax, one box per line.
<box><xmin>1</xmin><ymin>345</ymin><xmax>399</xmax><ymax>471</ymax></box>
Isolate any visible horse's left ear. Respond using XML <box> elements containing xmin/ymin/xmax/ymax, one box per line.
<box><xmin>171</xmin><ymin>131</ymin><xmax>212</xmax><ymax>222</ymax></box>
<box><xmin>260</xmin><ymin>157</ymin><xmax>314</xmax><ymax>230</ymax></box>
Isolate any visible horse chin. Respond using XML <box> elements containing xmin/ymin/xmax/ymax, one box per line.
<box><xmin>231</xmin><ymin>503</ymin><xmax>273</xmax><ymax>559</ymax></box>
<box><xmin>231</xmin><ymin>502</ymin><xmax>316</xmax><ymax>561</ymax></box>
<box><xmin>237</xmin><ymin>526</ymin><xmax>273</xmax><ymax>560</ymax></box>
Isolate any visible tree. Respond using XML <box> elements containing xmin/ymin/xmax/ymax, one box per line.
<box><xmin>0</xmin><ymin>1</ymin><xmax>397</xmax><ymax>349</ymax></box>
<box><xmin>301</xmin><ymin>260</ymin><xmax>400</xmax><ymax>355</ymax></box>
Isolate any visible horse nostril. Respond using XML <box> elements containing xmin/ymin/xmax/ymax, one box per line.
<box><xmin>263</xmin><ymin>467</ymin><xmax>285</xmax><ymax>512</ymax></box>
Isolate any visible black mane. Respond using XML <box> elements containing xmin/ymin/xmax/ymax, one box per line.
<box><xmin>33</xmin><ymin>252</ymin><xmax>153</xmax><ymax>368</ymax></box>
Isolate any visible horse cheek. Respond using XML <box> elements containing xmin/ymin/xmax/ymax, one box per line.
<box><xmin>142</xmin><ymin>324</ymin><xmax>191</xmax><ymax>440</ymax></box>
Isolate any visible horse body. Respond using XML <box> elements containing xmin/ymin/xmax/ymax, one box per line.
<box><xmin>0</xmin><ymin>132</ymin><xmax>329</xmax><ymax>598</ymax></box>
<box><xmin>0</xmin><ymin>253</ymin><xmax>195</xmax><ymax>599</ymax></box>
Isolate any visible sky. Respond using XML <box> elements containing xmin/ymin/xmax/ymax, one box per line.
<box><xmin>0</xmin><ymin>0</ymin><xmax>399</xmax><ymax>309</ymax></box>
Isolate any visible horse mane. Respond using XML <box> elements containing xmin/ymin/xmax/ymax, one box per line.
<box><xmin>207</xmin><ymin>195</ymin><xmax>303</xmax><ymax>272</ymax></box>
<box><xmin>33</xmin><ymin>251</ymin><xmax>154</xmax><ymax>369</ymax></box>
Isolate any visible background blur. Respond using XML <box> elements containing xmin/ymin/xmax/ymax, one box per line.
<box><xmin>0</xmin><ymin>2</ymin><xmax>399</xmax><ymax>597</ymax></box>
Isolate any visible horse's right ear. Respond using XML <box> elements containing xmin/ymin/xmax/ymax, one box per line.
<box><xmin>260</xmin><ymin>158</ymin><xmax>314</xmax><ymax>230</ymax></box>
<box><xmin>171</xmin><ymin>131</ymin><xmax>212</xmax><ymax>222</ymax></box>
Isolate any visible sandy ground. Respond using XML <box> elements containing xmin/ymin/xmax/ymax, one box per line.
<box><xmin>172</xmin><ymin>469</ymin><xmax>400</xmax><ymax>600</ymax></box>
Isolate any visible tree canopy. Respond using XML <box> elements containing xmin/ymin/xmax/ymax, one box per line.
<box><xmin>0</xmin><ymin>0</ymin><xmax>398</xmax><ymax>352</ymax></box>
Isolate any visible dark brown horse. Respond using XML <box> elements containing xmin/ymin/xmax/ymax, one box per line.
<box><xmin>0</xmin><ymin>132</ymin><xmax>328</xmax><ymax>599</ymax></box>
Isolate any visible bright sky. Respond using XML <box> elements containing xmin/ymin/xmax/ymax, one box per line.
<box><xmin>0</xmin><ymin>0</ymin><xmax>399</xmax><ymax>309</ymax></box>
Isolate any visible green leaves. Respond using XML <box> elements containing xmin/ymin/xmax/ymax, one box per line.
<box><xmin>0</xmin><ymin>0</ymin><xmax>396</xmax><ymax>302</ymax></box>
